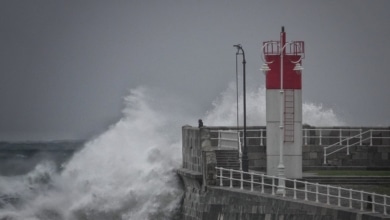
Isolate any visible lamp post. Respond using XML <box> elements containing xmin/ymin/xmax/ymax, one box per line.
<box><xmin>260</xmin><ymin>27</ymin><xmax>303</xmax><ymax>195</ymax></box>
<box><xmin>234</xmin><ymin>44</ymin><xmax>249</xmax><ymax>172</ymax></box>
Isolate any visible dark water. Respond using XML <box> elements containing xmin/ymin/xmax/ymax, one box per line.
<box><xmin>0</xmin><ymin>140</ymin><xmax>183</xmax><ymax>220</ymax></box>
<box><xmin>0</xmin><ymin>141</ymin><xmax>84</xmax><ymax>176</ymax></box>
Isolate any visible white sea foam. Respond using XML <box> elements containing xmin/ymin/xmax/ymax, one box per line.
<box><xmin>0</xmin><ymin>87</ymin><xmax>183</xmax><ymax>220</ymax></box>
<box><xmin>0</xmin><ymin>83</ymin><xmax>344</xmax><ymax>219</ymax></box>
<box><xmin>204</xmin><ymin>82</ymin><xmax>345</xmax><ymax>126</ymax></box>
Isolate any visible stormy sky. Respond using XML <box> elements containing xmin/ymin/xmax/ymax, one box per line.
<box><xmin>1</xmin><ymin>0</ymin><xmax>390</xmax><ymax>141</ymax></box>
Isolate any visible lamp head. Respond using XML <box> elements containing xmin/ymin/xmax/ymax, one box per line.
<box><xmin>293</xmin><ymin>63</ymin><xmax>303</xmax><ymax>73</ymax></box>
<box><xmin>260</xmin><ymin>63</ymin><xmax>271</xmax><ymax>74</ymax></box>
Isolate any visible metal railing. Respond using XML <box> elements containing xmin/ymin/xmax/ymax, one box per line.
<box><xmin>324</xmin><ymin>129</ymin><xmax>390</xmax><ymax>164</ymax></box>
<box><xmin>211</xmin><ymin>129</ymin><xmax>266</xmax><ymax>146</ymax></box>
<box><xmin>303</xmin><ymin>128</ymin><xmax>363</xmax><ymax>146</ymax></box>
<box><xmin>217</xmin><ymin>130</ymin><xmax>241</xmax><ymax>150</ymax></box>
<box><xmin>216</xmin><ymin>167</ymin><xmax>390</xmax><ymax>216</ymax></box>
<box><xmin>211</xmin><ymin>128</ymin><xmax>390</xmax><ymax>146</ymax></box>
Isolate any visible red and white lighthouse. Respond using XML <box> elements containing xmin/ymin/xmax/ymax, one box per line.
<box><xmin>261</xmin><ymin>27</ymin><xmax>305</xmax><ymax>179</ymax></box>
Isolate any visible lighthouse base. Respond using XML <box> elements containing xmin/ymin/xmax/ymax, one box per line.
<box><xmin>266</xmin><ymin>155</ymin><xmax>302</xmax><ymax>179</ymax></box>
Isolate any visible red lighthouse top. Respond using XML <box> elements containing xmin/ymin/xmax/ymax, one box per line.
<box><xmin>263</xmin><ymin>27</ymin><xmax>305</xmax><ymax>89</ymax></box>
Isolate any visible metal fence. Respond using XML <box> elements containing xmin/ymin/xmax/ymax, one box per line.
<box><xmin>210</xmin><ymin>129</ymin><xmax>266</xmax><ymax>146</ymax></box>
<box><xmin>216</xmin><ymin>167</ymin><xmax>390</xmax><ymax>216</ymax></box>
<box><xmin>323</xmin><ymin>129</ymin><xmax>390</xmax><ymax>164</ymax></box>
<box><xmin>210</xmin><ymin>128</ymin><xmax>390</xmax><ymax>147</ymax></box>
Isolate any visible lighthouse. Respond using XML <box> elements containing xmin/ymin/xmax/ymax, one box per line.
<box><xmin>261</xmin><ymin>27</ymin><xmax>305</xmax><ymax>179</ymax></box>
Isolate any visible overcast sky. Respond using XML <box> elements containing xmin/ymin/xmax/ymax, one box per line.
<box><xmin>1</xmin><ymin>0</ymin><xmax>390</xmax><ymax>141</ymax></box>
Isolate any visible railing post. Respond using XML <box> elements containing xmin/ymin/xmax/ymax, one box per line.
<box><xmin>372</xmin><ymin>193</ymin><xmax>375</xmax><ymax>213</ymax></box>
<box><xmin>384</xmin><ymin>195</ymin><xmax>387</xmax><ymax>215</ymax></box>
<box><xmin>360</xmin><ymin>191</ymin><xmax>364</xmax><ymax>211</ymax></box>
<box><xmin>240</xmin><ymin>171</ymin><xmax>243</xmax><ymax>190</ymax></box>
<box><xmin>218</xmin><ymin>131</ymin><xmax>221</xmax><ymax>148</ymax></box>
<box><xmin>261</xmin><ymin>174</ymin><xmax>264</xmax><ymax>194</ymax></box>
<box><xmin>324</xmin><ymin>148</ymin><xmax>327</xmax><ymax>165</ymax></box>
<box><xmin>327</xmin><ymin>185</ymin><xmax>330</xmax><ymax>205</ymax></box>
<box><xmin>219</xmin><ymin>168</ymin><xmax>223</xmax><ymax>186</ymax></box>
<box><xmin>347</xmin><ymin>138</ymin><xmax>350</xmax><ymax>155</ymax></box>
<box><xmin>230</xmin><ymin>169</ymin><xmax>233</xmax><ymax>188</ymax></box>
<box><xmin>260</xmin><ymin>129</ymin><xmax>263</xmax><ymax>146</ymax></box>
<box><xmin>250</xmin><ymin>173</ymin><xmax>254</xmax><ymax>191</ymax></box>
<box><xmin>293</xmin><ymin>179</ymin><xmax>297</xmax><ymax>200</ymax></box>
<box><xmin>360</xmin><ymin>128</ymin><xmax>362</xmax><ymax>145</ymax></box>
<box><xmin>272</xmin><ymin>177</ymin><xmax>275</xmax><ymax>196</ymax></box>
<box><xmin>304</xmin><ymin>129</ymin><xmax>308</xmax><ymax>145</ymax></box>
<box><xmin>304</xmin><ymin>181</ymin><xmax>308</xmax><ymax>201</ymax></box>
<box><xmin>319</xmin><ymin>129</ymin><xmax>322</xmax><ymax>145</ymax></box>
<box><xmin>370</xmin><ymin>130</ymin><xmax>373</xmax><ymax>146</ymax></box>
<box><xmin>338</xmin><ymin>187</ymin><xmax>341</xmax><ymax>207</ymax></box>
<box><xmin>339</xmin><ymin>128</ymin><xmax>342</xmax><ymax>145</ymax></box>
<box><xmin>349</xmin><ymin>188</ymin><xmax>353</xmax><ymax>208</ymax></box>
<box><xmin>315</xmin><ymin>183</ymin><xmax>319</xmax><ymax>203</ymax></box>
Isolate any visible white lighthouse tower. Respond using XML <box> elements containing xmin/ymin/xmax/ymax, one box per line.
<box><xmin>261</xmin><ymin>27</ymin><xmax>305</xmax><ymax>180</ymax></box>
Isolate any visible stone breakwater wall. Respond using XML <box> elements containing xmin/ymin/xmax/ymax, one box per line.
<box><xmin>204</xmin><ymin>126</ymin><xmax>390</xmax><ymax>171</ymax></box>
<box><xmin>178</xmin><ymin>169</ymin><xmax>387</xmax><ymax>220</ymax></box>
<box><xmin>182</xmin><ymin>126</ymin><xmax>202</xmax><ymax>173</ymax></box>
<box><xmin>179</xmin><ymin>126</ymin><xmax>390</xmax><ymax>219</ymax></box>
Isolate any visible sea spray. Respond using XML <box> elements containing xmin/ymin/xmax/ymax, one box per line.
<box><xmin>204</xmin><ymin>83</ymin><xmax>266</xmax><ymax>126</ymax></box>
<box><xmin>0</xmin><ymin>87</ymin><xmax>184</xmax><ymax>220</ymax></box>
<box><xmin>0</xmin><ymin>83</ymin><xmax>345</xmax><ymax>219</ymax></box>
<box><xmin>204</xmin><ymin>83</ymin><xmax>344</xmax><ymax>126</ymax></box>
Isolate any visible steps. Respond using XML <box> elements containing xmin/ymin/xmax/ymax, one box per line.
<box><xmin>215</xmin><ymin>149</ymin><xmax>242</xmax><ymax>186</ymax></box>
<box><xmin>215</xmin><ymin>149</ymin><xmax>240</xmax><ymax>170</ymax></box>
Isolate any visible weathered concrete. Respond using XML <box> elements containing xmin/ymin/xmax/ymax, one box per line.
<box><xmin>182</xmin><ymin>125</ymin><xmax>203</xmax><ymax>173</ymax></box>
<box><xmin>204</xmin><ymin>126</ymin><xmax>390</xmax><ymax>171</ymax></box>
<box><xmin>180</xmin><ymin>125</ymin><xmax>390</xmax><ymax>219</ymax></box>
<box><xmin>178</xmin><ymin>169</ymin><xmax>389</xmax><ymax>220</ymax></box>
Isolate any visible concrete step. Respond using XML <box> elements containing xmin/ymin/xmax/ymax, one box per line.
<box><xmin>215</xmin><ymin>149</ymin><xmax>240</xmax><ymax>170</ymax></box>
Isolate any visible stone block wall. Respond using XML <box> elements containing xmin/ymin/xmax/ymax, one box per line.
<box><xmin>179</xmin><ymin>126</ymin><xmax>390</xmax><ymax>219</ymax></box>
<box><xmin>183</xmin><ymin>126</ymin><xmax>390</xmax><ymax>172</ymax></box>
<box><xmin>178</xmin><ymin>169</ymin><xmax>387</xmax><ymax>220</ymax></box>
<box><xmin>303</xmin><ymin>145</ymin><xmax>390</xmax><ymax>168</ymax></box>
<box><xmin>182</xmin><ymin>126</ymin><xmax>202</xmax><ymax>173</ymax></box>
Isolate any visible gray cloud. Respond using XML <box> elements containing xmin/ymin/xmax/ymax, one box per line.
<box><xmin>1</xmin><ymin>0</ymin><xmax>389</xmax><ymax>140</ymax></box>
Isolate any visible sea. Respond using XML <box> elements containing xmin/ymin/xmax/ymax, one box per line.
<box><xmin>0</xmin><ymin>85</ymin><xmax>344</xmax><ymax>220</ymax></box>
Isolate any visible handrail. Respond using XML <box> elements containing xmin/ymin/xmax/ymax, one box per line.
<box><xmin>324</xmin><ymin>130</ymin><xmax>371</xmax><ymax>151</ymax></box>
<box><xmin>215</xmin><ymin>167</ymin><xmax>390</xmax><ymax>216</ymax></box>
<box><xmin>323</xmin><ymin>129</ymin><xmax>390</xmax><ymax>164</ymax></box>
<box><xmin>303</xmin><ymin>128</ymin><xmax>363</xmax><ymax>146</ymax></box>
<box><xmin>210</xmin><ymin>129</ymin><xmax>266</xmax><ymax>146</ymax></box>
<box><xmin>211</xmin><ymin>128</ymin><xmax>389</xmax><ymax>147</ymax></box>
<box><xmin>217</xmin><ymin>130</ymin><xmax>241</xmax><ymax>149</ymax></box>
<box><xmin>210</xmin><ymin>128</ymin><xmax>390</xmax><ymax>165</ymax></box>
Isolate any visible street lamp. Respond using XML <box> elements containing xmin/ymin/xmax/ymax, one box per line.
<box><xmin>233</xmin><ymin>44</ymin><xmax>249</xmax><ymax>172</ymax></box>
<box><xmin>260</xmin><ymin>30</ymin><xmax>304</xmax><ymax>195</ymax></box>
